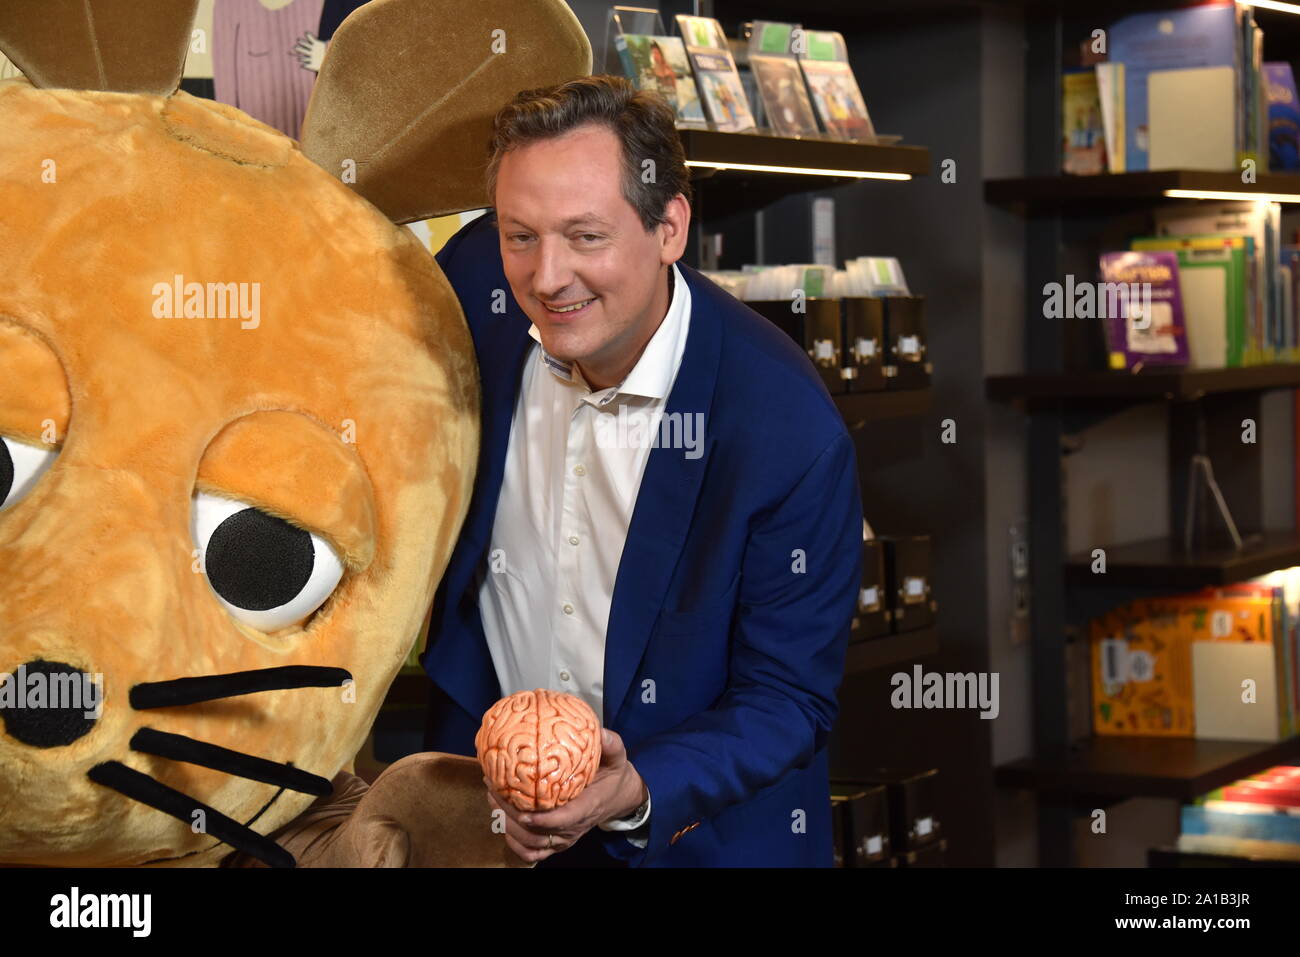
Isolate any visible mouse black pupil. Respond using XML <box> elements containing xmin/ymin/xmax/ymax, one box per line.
<box><xmin>0</xmin><ymin>440</ymin><xmax>13</xmax><ymax>504</ymax></box>
<box><xmin>206</xmin><ymin>508</ymin><xmax>315</xmax><ymax>611</ymax></box>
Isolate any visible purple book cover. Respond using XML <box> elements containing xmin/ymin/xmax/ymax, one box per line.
<box><xmin>1098</xmin><ymin>251</ymin><xmax>1189</xmax><ymax>369</ymax></box>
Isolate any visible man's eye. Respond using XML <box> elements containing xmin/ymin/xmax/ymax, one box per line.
<box><xmin>507</xmin><ymin>233</ymin><xmax>533</xmax><ymax>243</ymax></box>
<box><xmin>578</xmin><ymin>234</ymin><xmax>602</xmax><ymax>243</ymax></box>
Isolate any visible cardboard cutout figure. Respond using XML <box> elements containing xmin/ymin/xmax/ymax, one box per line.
<box><xmin>0</xmin><ymin>0</ymin><xmax>590</xmax><ymax>867</ymax></box>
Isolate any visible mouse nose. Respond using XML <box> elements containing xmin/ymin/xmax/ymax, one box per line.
<box><xmin>0</xmin><ymin>660</ymin><xmax>100</xmax><ymax>748</ymax></box>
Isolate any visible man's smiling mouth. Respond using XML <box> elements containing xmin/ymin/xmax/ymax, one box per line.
<box><xmin>544</xmin><ymin>297</ymin><xmax>595</xmax><ymax>314</ymax></box>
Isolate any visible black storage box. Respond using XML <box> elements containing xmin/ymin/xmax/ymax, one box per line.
<box><xmin>830</xmin><ymin>781</ymin><xmax>891</xmax><ymax>866</ymax></box>
<box><xmin>881</xmin><ymin>296</ymin><xmax>931</xmax><ymax>390</ymax></box>
<box><xmin>840</xmin><ymin>297</ymin><xmax>887</xmax><ymax>392</ymax></box>
<box><xmin>747</xmin><ymin>298</ymin><xmax>844</xmax><ymax>394</ymax></box>
<box><xmin>856</xmin><ymin>768</ymin><xmax>941</xmax><ymax>852</ymax></box>
<box><xmin>880</xmin><ymin>534</ymin><xmax>935</xmax><ymax>632</ymax></box>
<box><xmin>850</xmin><ymin>538</ymin><xmax>890</xmax><ymax>641</ymax></box>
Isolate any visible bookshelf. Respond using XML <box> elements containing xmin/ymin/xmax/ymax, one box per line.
<box><xmin>834</xmin><ymin>387</ymin><xmax>931</xmax><ymax>427</ymax></box>
<box><xmin>986</xmin><ymin>169</ymin><xmax>1300</xmax><ymax>212</ymax></box>
<box><xmin>844</xmin><ymin>626</ymin><xmax>939</xmax><ymax>675</ymax></box>
<box><xmin>995</xmin><ymin>734</ymin><xmax>1300</xmax><ymax>802</ymax></box>
<box><xmin>683</xmin><ymin>129</ymin><xmax>930</xmax><ymax>217</ymax></box>
<box><xmin>988</xmin><ymin>8</ymin><xmax>1300</xmax><ymax>867</ymax></box>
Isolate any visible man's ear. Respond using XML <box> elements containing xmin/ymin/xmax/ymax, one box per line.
<box><xmin>658</xmin><ymin>193</ymin><xmax>692</xmax><ymax>265</ymax></box>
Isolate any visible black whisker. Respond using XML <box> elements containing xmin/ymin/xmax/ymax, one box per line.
<box><xmin>130</xmin><ymin>666</ymin><xmax>352</xmax><ymax>710</ymax></box>
<box><xmin>130</xmin><ymin>727</ymin><xmax>332</xmax><ymax>796</ymax></box>
<box><xmin>87</xmin><ymin>761</ymin><xmax>295</xmax><ymax>868</ymax></box>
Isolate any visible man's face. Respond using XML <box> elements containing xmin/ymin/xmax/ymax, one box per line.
<box><xmin>494</xmin><ymin>123</ymin><xmax>677</xmax><ymax>378</ymax></box>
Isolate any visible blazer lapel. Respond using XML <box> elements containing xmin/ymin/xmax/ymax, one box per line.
<box><xmin>602</xmin><ymin>266</ymin><xmax>722</xmax><ymax>725</ymax></box>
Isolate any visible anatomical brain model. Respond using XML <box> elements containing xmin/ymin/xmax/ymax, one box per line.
<box><xmin>477</xmin><ymin>690</ymin><xmax>602</xmax><ymax>812</ymax></box>
<box><xmin>0</xmin><ymin>0</ymin><xmax>589</xmax><ymax>867</ymax></box>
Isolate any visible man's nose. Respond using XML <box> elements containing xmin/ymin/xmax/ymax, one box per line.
<box><xmin>532</xmin><ymin>236</ymin><xmax>576</xmax><ymax>299</ymax></box>
<box><xmin>0</xmin><ymin>660</ymin><xmax>99</xmax><ymax>748</ymax></box>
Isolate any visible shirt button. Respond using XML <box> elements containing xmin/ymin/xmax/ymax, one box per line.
<box><xmin>573</xmin><ymin>464</ymin><xmax>586</xmax><ymax>476</ymax></box>
<box><xmin>562</xmin><ymin>603</ymin><xmax>574</xmax><ymax>615</ymax></box>
<box><xmin>568</xmin><ymin>535</ymin><xmax>580</xmax><ymax>546</ymax></box>
<box><xmin>559</xmin><ymin>670</ymin><xmax>571</xmax><ymax>682</ymax></box>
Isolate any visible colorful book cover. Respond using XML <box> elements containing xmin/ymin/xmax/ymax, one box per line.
<box><xmin>1264</xmin><ymin>62</ymin><xmax>1300</xmax><ymax>171</ymax></box>
<box><xmin>674</xmin><ymin>15</ymin><xmax>756</xmax><ymax>133</ymax></box>
<box><xmin>751</xmin><ymin>54</ymin><xmax>820</xmax><ymax>138</ymax></box>
<box><xmin>798</xmin><ymin>58</ymin><xmax>874</xmax><ymax>141</ymax></box>
<box><xmin>1098</xmin><ymin>250</ymin><xmax>1189</xmax><ymax>369</ymax></box>
<box><xmin>1108</xmin><ymin>3</ymin><xmax>1240</xmax><ymax>172</ymax></box>
<box><xmin>1091</xmin><ymin>593</ymin><xmax>1275</xmax><ymax>738</ymax></box>
<box><xmin>615</xmin><ymin>34</ymin><xmax>707</xmax><ymax>126</ymax></box>
<box><xmin>1063</xmin><ymin>69</ymin><xmax>1106</xmax><ymax>174</ymax></box>
<box><xmin>1131</xmin><ymin>234</ymin><xmax>1247</xmax><ymax>368</ymax></box>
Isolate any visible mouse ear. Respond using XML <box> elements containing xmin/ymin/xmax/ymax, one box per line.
<box><xmin>300</xmin><ymin>0</ymin><xmax>591</xmax><ymax>224</ymax></box>
<box><xmin>0</xmin><ymin>0</ymin><xmax>198</xmax><ymax>94</ymax></box>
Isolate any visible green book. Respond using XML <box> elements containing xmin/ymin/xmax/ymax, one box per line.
<box><xmin>1131</xmin><ymin>235</ymin><xmax>1247</xmax><ymax>368</ymax></box>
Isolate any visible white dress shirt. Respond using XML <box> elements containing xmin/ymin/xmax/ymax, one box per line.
<box><xmin>478</xmin><ymin>264</ymin><xmax>690</xmax><ymax>841</ymax></box>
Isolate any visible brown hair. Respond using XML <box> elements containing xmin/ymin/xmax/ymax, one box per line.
<box><xmin>485</xmin><ymin>74</ymin><xmax>692</xmax><ymax>231</ymax></box>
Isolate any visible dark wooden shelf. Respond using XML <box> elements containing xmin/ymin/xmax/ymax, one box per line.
<box><xmin>1064</xmin><ymin>530</ymin><xmax>1300</xmax><ymax>589</ymax></box>
<box><xmin>986</xmin><ymin>365</ymin><xmax>1300</xmax><ymax>408</ymax></box>
<box><xmin>684</xmin><ymin>129</ymin><xmax>929</xmax><ymax>217</ymax></box>
<box><xmin>996</xmin><ymin>734</ymin><xmax>1300</xmax><ymax>802</ymax></box>
<box><xmin>985</xmin><ymin>170</ymin><xmax>1300</xmax><ymax>213</ymax></box>
<box><xmin>1148</xmin><ymin>846</ymin><xmax>1300</xmax><ymax>868</ymax></box>
<box><xmin>681</xmin><ymin>128</ymin><xmax>930</xmax><ymax>178</ymax></box>
<box><xmin>834</xmin><ymin>387</ymin><xmax>931</xmax><ymax>426</ymax></box>
<box><xmin>844</xmin><ymin>626</ymin><xmax>938</xmax><ymax>675</ymax></box>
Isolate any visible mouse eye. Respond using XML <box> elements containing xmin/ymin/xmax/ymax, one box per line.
<box><xmin>0</xmin><ymin>435</ymin><xmax>58</xmax><ymax>511</ymax></box>
<box><xmin>191</xmin><ymin>491</ymin><xmax>345</xmax><ymax>632</ymax></box>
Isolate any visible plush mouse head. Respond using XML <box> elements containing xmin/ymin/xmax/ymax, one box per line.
<box><xmin>0</xmin><ymin>0</ymin><xmax>589</xmax><ymax>866</ymax></box>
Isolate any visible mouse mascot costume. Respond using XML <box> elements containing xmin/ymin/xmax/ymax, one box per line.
<box><xmin>0</xmin><ymin>0</ymin><xmax>590</xmax><ymax>867</ymax></box>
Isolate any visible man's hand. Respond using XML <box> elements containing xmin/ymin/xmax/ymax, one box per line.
<box><xmin>484</xmin><ymin>728</ymin><xmax>648</xmax><ymax>863</ymax></box>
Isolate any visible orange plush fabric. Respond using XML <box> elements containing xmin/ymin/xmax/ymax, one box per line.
<box><xmin>0</xmin><ymin>82</ymin><xmax>478</xmax><ymax>865</ymax></box>
<box><xmin>0</xmin><ymin>0</ymin><xmax>590</xmax><ymax>869</ymax></box>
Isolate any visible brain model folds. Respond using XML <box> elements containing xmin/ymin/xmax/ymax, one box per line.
<box><xmin>476</xmin><ymin>690</ymin><xmax>602</xmax><ymax>812</ymax></box>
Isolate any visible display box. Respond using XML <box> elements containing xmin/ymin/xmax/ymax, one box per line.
<box><xmin>850</xmin><ymin>538</ymin><xmax>891</xmax><ymax>640</ymax></box>
<box><xmin>882</xmin><ymin>296</ymin><xmax>931</xmax><ymax>390</ymax></box>
<box><xmin>747</xmin><ymin>298</ymin><xmax>844</xmax><ymax>394</ymax></box>
<box><xmin>896</xmin><ymin>837</ymin><xmax>947</xmax><ymax>867</ymax></box>
<box><xmin>856</xmin><ymin>767</ymin><xmax>942</xmax><ymax>851</ymax></box>
<box><xmin>840</xmin><ymin>297</ymin><xmax>887</xmax><ymax>392</ymax></box>
<box><xmin>830</xmin><ymin>781</ymin><xmax>892</xmax><ymax>866</ymax></box>
<box><xmin>880</xmin><ymin>534</ymin><xmax>935</xmax><ymax>632</ymax></box>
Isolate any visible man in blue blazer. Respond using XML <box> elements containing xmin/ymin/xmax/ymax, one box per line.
<box><xmin>422</xmin><ymin>76</ymin><xmax>862</xmax><ymax>867</ymax></box>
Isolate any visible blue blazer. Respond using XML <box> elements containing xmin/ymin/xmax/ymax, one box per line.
<box><xmin>423</xmin><ymin>213</ymin><xmax>863</xmax><ymax>866</ymax></box>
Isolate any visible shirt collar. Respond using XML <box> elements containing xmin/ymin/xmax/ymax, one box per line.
<box><xmin>527</xmin><ymin>263</ymin><xmax>690</xmax><ymax>400</ymax></box>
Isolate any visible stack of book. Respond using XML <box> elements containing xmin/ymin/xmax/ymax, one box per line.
<box><xmin>1178</xmin><ymin>765</ymin><xmax>1300</xmax><ymax>862</ymax></box>
<box><xmin>1098</xmin><ymin>201</ymin><xmax>1298</xmax><ymax>370</ymax></box>
<box><xmin>1062</xmin><ymin>3</ymin><xmax>1296</xmax><ymax>174</ymax></box>
<box><xmin>1089</xmin><ymin>577</ymin><xmax>1300</xmax><ymax>742</ymax></box>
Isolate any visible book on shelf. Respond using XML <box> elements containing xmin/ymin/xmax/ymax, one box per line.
<box><xmin>1062</xmin><ymin>68</ymin><xmax>1106</xmax><ymax>175</ymax></box>
<box><xmin>747</xmin><ymin>20</ymin><xmax>821</xmax><ymax>138</ymax></box>
<box><xmin>1155</xmin><ymin>202</ymin><xmax>1283</xmax><ymax>365</ymax></box>
<box><xmin>1090</xmin><ymin>584</ymin><xmax>1299</xmax><ymax>742</ymax></box>
<box><xmin>796</xmin><ymin>29</ymin><xmax>874</xmax><ymax>142</ymax></box>
<box><xmin>1264</xmin><ymin>62</ymin><xmax>1300</xmax><ymax>172</ymax></box>
<box><xmin>1107</xmin><ymin>2</ymin><xmax>1257</xmax><ymax>174</ymax></box>
<box><xmin>613</xmin><ymin>33</ymin><xmax>708</xmax><ymax>127</ymax></box>
<box><xmin>1131</xmin><ymin>235</ymin><xmax>1247</xmax><ymax>369</ymax></box>
<box><xmin>1095</xmin><ymin>62</ymin><xmax>1125</xmax><ymax>173</ymax></box>
<box><xmin>1098</xmin><ymin>250</ymin><xmax>1189</xmax><ymax>370</ymax></box>
<box><xmin>675</xmin><ymin>14</ymin><xmax>756</xmax><ymax>133</ymax></box>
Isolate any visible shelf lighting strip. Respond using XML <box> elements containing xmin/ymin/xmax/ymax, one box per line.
<box><xmin>1236</xmin><ymin>0</ymin><xmax>1300</xmax><ymax>16</ymax></box>
<box><xmin>1163</xmin><ymin>188</ymin><xmax>1300</xmax><ymax>204</ymax></box>
<box><xmin>685</xmin><ymin>159</ymin><xmax>912</xmax><ymax>180</ymax></box>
